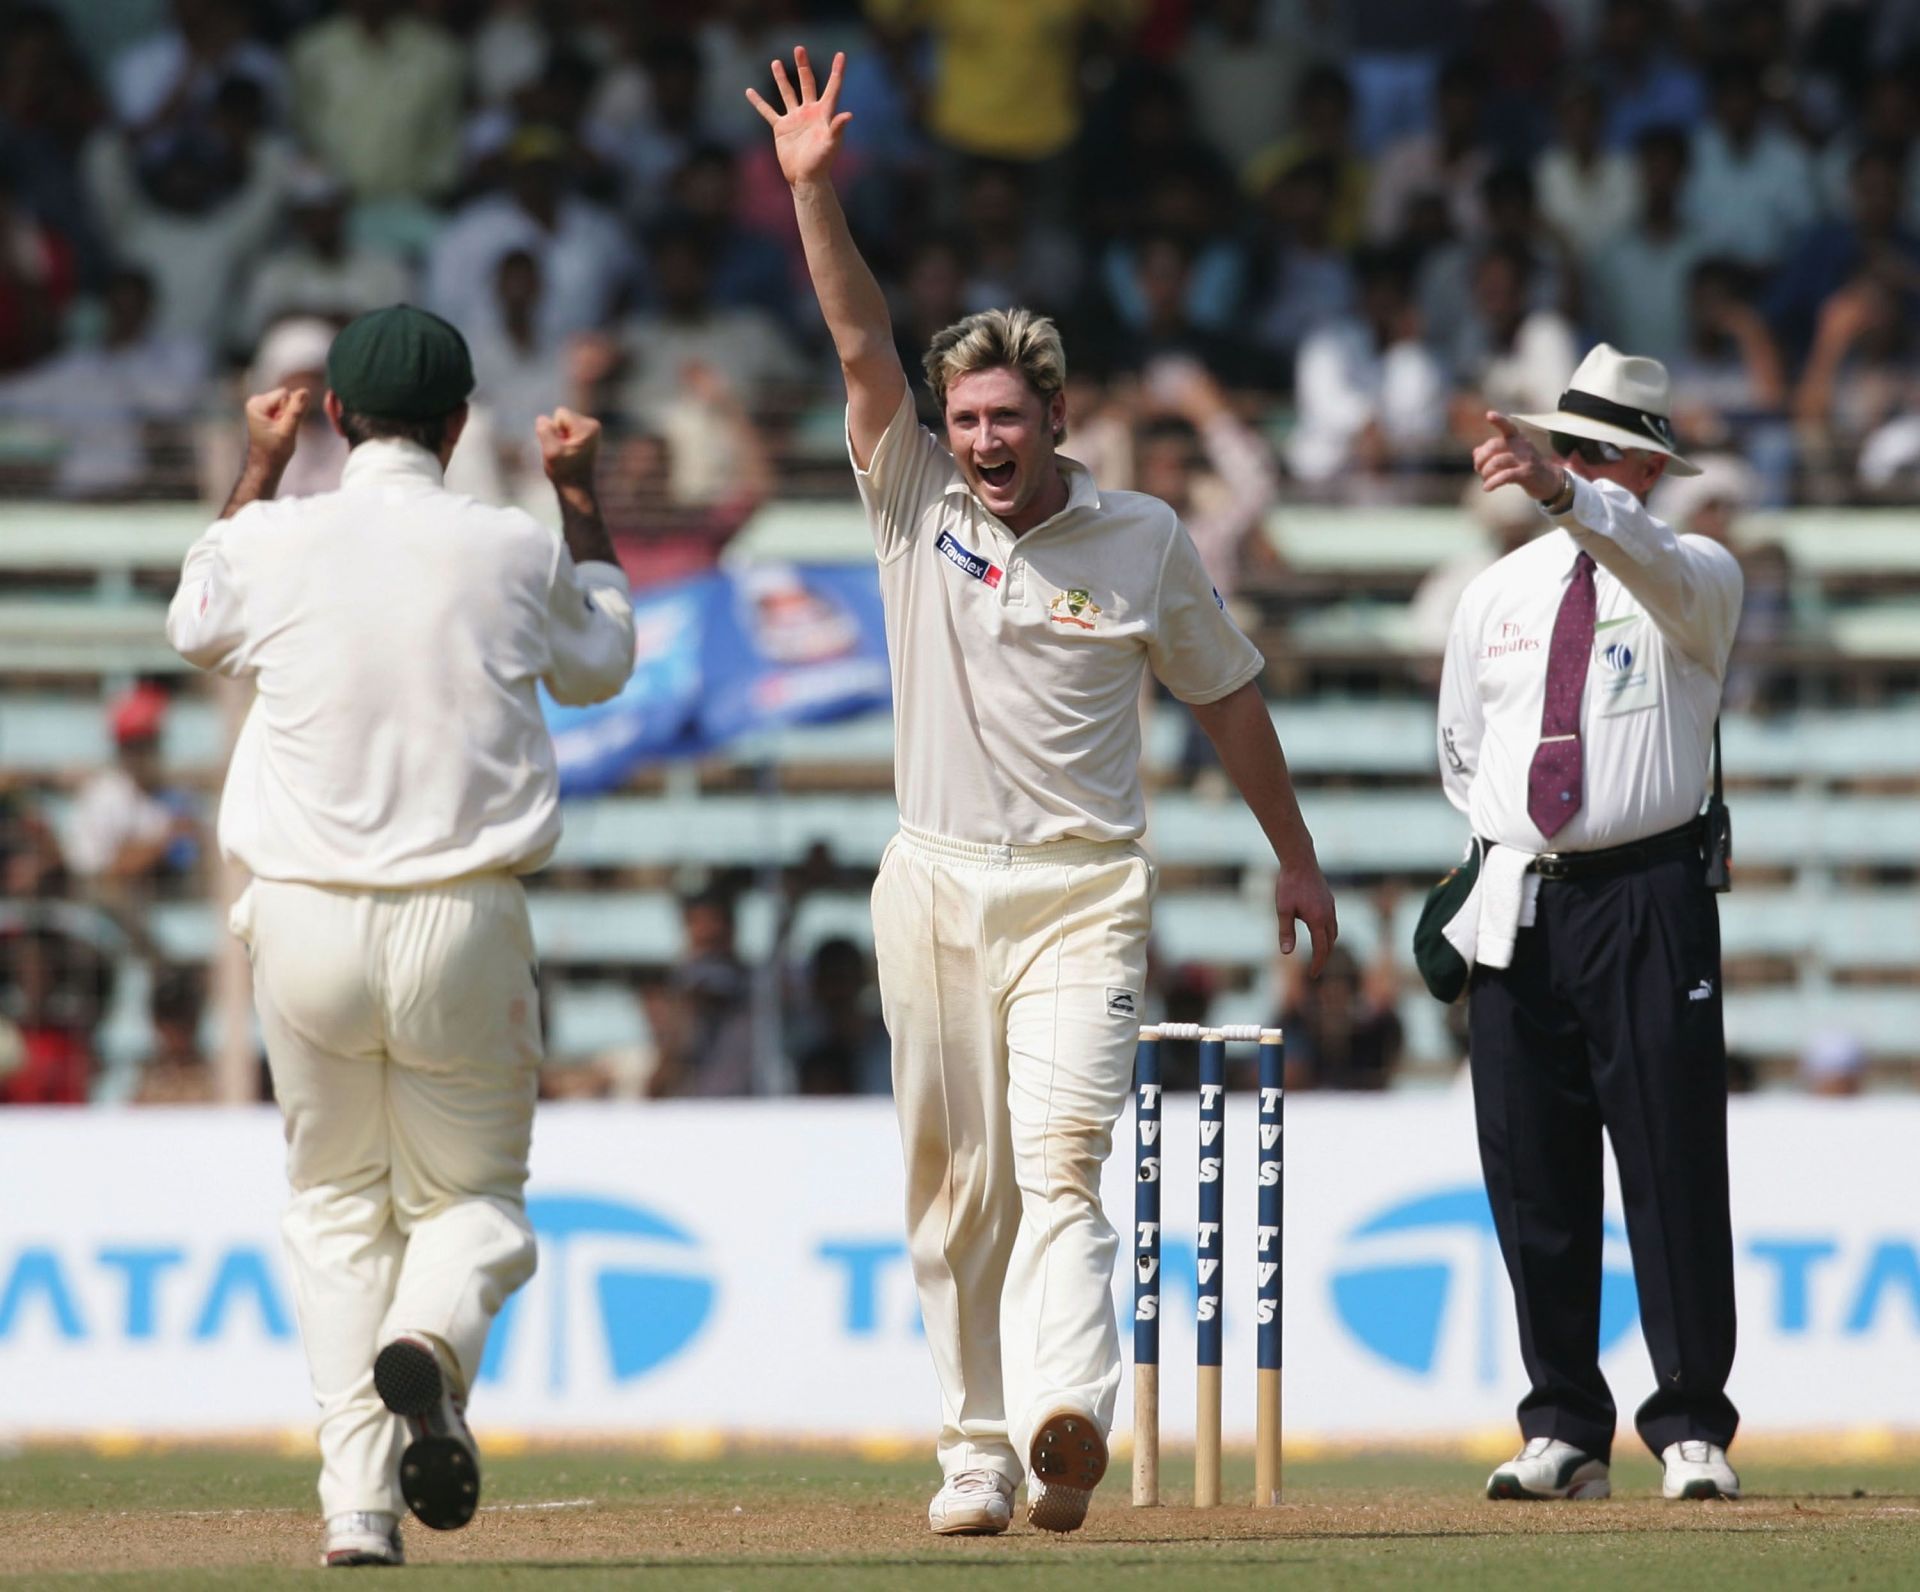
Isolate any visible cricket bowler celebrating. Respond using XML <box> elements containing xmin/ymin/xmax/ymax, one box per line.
<box><xmin>749</xmin><ymin>49</ymin><xmax>1337</xmax><ymax>1535</ymax></box>
<box><xmin>166</xmin><ymin>306</ymin><xmax>635</xmax><ymax>1567</ymax></box>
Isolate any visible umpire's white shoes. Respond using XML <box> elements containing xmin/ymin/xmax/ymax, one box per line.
<box><xmin>374</xmin><ymin>1334</ymin><xmax>481</xmax><ymax>1531</ymax></box>
<box><xmin>1486</xmin><ymin>1437</ymin><xmax>1611</xmax><ymax>1500</ymax></box>
<box><xmin>1662</xmin><ymin>1440</ymin><xmax>1741</xmax><ymax>1500</ymax></box>
<box><xmin>1025</xmin><ymin>1408</ymin><xmax>1108</xmax><ymax>1532</ymax></box>
<box><xmin>927</xmin><ymin>1469</ymin><xmax>1014</xmax><ymax>1535</ymax></box>
<box><xmin>322</xmin><ymin>1510</ymin><xmax>403</xmax><ymax>1567</ymax></box>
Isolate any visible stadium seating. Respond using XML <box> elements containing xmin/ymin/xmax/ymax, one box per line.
<box><xmin>8</xmin><ymin>498</ymin><xmax>1920</xmax><ymax>1096</ymax></box>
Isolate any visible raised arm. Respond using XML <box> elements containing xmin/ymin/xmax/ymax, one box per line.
<box><xmin>167</xmin><ymin>388</ymin><xmax>307</xmax><ymax>675</ymax></box>
<box><xmin>1475</xmin><ymin>412</ymin><xmax>1742</xmax><ymax>673</ymax></box>
<box><xmin>747</xmin><ymin>47</ymin><xmax>906</xmax><ymax>467</ymax></box>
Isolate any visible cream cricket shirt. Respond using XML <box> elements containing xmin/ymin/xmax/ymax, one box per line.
<box><xmin>166</xmin><ymin>439</ymin><xmax>635</xmax><ymax>887</ymax></box>
<box><xmin>854</xmin><ymin>391</ymin><xmax>1264</xmax><ymax>845</ymax></box>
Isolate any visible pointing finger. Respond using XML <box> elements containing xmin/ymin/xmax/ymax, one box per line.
<box><xmin>1486</xmin><ymin>411</ymin><xmax>1518</xmax><ymax>439</ymax></box>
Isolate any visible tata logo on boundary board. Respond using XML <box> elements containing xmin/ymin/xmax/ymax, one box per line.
<box><xmin>479</xmin><ymin>1195</ymin><xmax>716</xmax><ymax>1392</ymax></box>
<box><xmin>1330</xmin><ymin>1186</ymin><xmax>1638</xmax><ymax>1383</ymax></box>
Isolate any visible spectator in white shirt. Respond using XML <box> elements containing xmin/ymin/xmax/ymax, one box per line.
<box><xmin>1817</xmin><ymin>66</ymin><xmax>1920</xmax><ymax>235</ymax></box>
<box><xmin>605</xmin><ymin>32</ymin><xmax>716</xmax><ymax>225</ymax></box>
<box><xmin>1666</xmin><ymin>258</ymin><xmax>1789</xmax><ymax>471</ymax></box>
<box><xmin>603</xmin><ymin>216</ymin><xmax>806</xmax><ymax>422</ymax></box>
<box><xmin>1445</xmin><ymin>241</ymin><xmax>1579</xmax><ymax>431</ymax></box>
<box><xmin>1288</xmin><ymin>245</ymin><xmax>1449</xmax><ymax>485</ymax></box>
<box><xmin>1587</xmin><ymin>125</ymin><xmax>1707</xmax><ymax>366</ymax></box>
<box><xmin>108</xmin><ymin>0</ymin><xmax>285</xmax><ymax>151</ymax></box>
<box><xmin>1130</xmin><ymin>357</ymin><xmax>1279</xmax><ymax>603</ymax></box>
<box><xmin>467</xmin><ymin>248</ymin><xmax>567</xmax><ymax>497</ymax></box>
<box><xmin>288</xmin><ymin>0</ymin><xmax>465</xmax><ymax>204</ymax></box>
<box><xmin>1684</xmin><ymin>57</ymin><xmax>1818</xmax><ymax>269</ymax></box>
<box><xmin>64</xmin><ymin>684</ymin><xmax>198</xmax><ymax>884</ymax></box>
<box><xmin>83</xmin><ymin>75</ymin><xmax>292</xmax><ymax>347</ymax></box>
<box><xmin>1366</xmin><ymin>58</ymin><xmax>1495</xmax><ymax>244</ymax></box>
<box><xmin>426</xmin><ymin>127</ymin><xmax>634</xmax><ymax>345</ymax></box>
<box><xmin>1419</xmin><ymin>164</ymin><xmax>1574</xmax><ymax>350</ymax></box>
<box><xmin>1178</xmin><ymin>0</ymin><xmax>1301</xmax><ymax>172</ymax></box>
<box><xmin>0</xmin><ymin>265</ymin><xmax>208</xmax><ymax>498</ymax></box>
<box><xmin>234</xmin><ymin>166</ymin><xmax>412</xmax><ymax>353</ymax></box>
<box><xmin>1535</xmin><ymin>78</ymin><xmax>1640</xmax><ymax>265</ymax></box>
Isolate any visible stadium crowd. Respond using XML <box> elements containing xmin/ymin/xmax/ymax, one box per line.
<box><xmin>2</xmin><ymin>0</ymin><xmax>1916</xmax><ymax>1103</ymax></box>
<box><xmin>0</xmin><ymin>0</ymin><xmax>1917</xmax><ymax>511</ymax></box>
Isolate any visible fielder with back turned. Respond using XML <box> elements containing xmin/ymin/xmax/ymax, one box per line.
<box><xmin>166</xmin><ymin>306</ymin><xmax>635</xmax><ymax>1567</ymax></box>
<box><xmin>1438</xmin><ymin>345</ymin><xmax>1746</xmax><ymax>1503</ymax></box>
<box><xmin>748</xmin><ymin>48</ymin><xmax>1338</xmax><ymax>1536</ymax></box>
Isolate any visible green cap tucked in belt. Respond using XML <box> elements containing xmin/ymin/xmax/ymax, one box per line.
<box><xmin>326</xmin><ymin>304</ymin><xmax>474</xmax><ymax>418</ymax></box>
<box><xmin>1413</xmin><ymin>839</ymin><xmax>1483</xmax><ymax>1004</ymax></box>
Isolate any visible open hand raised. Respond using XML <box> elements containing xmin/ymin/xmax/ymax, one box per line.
<box><xmin>745</xmin><ymin>46</ymin><xmax>851</xmax><ymax>187</ymax></box>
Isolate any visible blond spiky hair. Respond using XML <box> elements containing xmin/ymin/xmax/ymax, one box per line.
<box><xmin>922</xmin><ymin>308</ymin><xmax>1068</xmax><ymax>436</ymax></box>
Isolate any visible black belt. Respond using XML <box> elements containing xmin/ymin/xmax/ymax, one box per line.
<box><xmin>1524</xmin><ymin>820</ymin><xmax>1706</xmax><ymax>881</ymax></box>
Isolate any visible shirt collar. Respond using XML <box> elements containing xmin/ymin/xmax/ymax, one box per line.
<box><xmin>341</xmin><ymin>437</ymin><xmax>447</xmax><ymax>490</ymax></box>
<box><xmin>944</xmin><ymin>453</ymin><xmax>1103</xmax><ymax>533</ymax></box>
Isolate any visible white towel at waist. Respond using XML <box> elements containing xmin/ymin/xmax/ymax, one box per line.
<box><xmin>1438</xmin><ymin>842</ymin><xmax>1542</xmax><ymax>974</ymax></box>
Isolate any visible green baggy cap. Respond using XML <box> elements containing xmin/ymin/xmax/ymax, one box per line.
<box><xmin>326</xmin><ymin>304</ymin><xmax>474</xmax><ymax>419</ymax></box>
<box><xmin>1412</xmin><ymin>840</ymin><xmax>1482</xmax><ymax>1004</ymax></box>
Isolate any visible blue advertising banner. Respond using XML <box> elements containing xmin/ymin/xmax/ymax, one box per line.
<box><xmin>543</xmin><ymin>565</ymin><xmax>891</xmax><ymax>794</ymax></box>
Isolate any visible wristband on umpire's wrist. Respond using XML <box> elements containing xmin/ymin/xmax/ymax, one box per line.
<box><xmin>1542</xmin><ymin>470</ymin><xmax>1577</xmax><ymax>516</ymax></box>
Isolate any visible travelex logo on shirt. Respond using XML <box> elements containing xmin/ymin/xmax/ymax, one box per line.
<box><xmin>936</xmin><ymin>528</ymin><xmax>1003</xmax><ymax>588</ymax></box>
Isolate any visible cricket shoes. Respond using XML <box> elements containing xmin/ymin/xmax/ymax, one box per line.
<box><xmin>374</xmin><ymin>1334</ymin><xmax>481</xmax><ymax>1531</ymax></box>
<box><xmin>1025</xmin><ymin>1408</ymin><xmax>1108</xmax><ymax>1533</ymax></box>
<box><xmin>322</xmin><ymin>1511</ymin><xmax>403</xmax><ymax>1567</ymax></box>
<box><xmin>927</xmin><ymin>1469</ymin><xmax>1014</xmax><ymax>1535</ymax></box>
<box><xmin>1662</xmin><ymin>1440</ymin><xmax>1741</xmax><ymax>1500</ymax></box>
<box><xmin>1486</xmin><ymin>1437</ymin><xmax>1612</xmax><ymax>1500</ymax></box>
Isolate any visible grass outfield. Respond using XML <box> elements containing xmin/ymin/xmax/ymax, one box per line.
<box><xmin>2</xmin><ymin>1443</ymin><xmax>1917</xmax><ymax>1589</ymax></box>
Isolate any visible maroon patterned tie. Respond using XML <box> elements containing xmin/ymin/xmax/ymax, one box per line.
<box><xmin>1527</xmin><ymin>550</ymin><xmax>1597</xmax><ymax>840</ymax></box>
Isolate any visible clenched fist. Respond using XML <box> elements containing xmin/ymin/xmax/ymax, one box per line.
<box><xmin>243</xmin><ymin>387</ymin><xmax>309</xmax><ymax>469</ymax></box>
<box><xmin>537</xmin><ymin>407</ymin><xmax>602</xmax><ymax>489</ymax></box>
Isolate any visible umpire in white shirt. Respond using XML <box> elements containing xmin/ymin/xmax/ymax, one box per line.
<box><xmin>1438</xmin><ymin>345</ymin><xmax>1746</xmax><ymax>1504</ymax></box>
<box><xmin>167</xmin><ymin>306</ymin><xmax>636</xmax><ymax>1567</ymax></box>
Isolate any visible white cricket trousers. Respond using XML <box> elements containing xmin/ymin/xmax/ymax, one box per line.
<box><xmin>870</xmin><ymin>824</ymin><xmax>1153</xmax><ymax>1485</ymax></box>
<box><xmin>233</xmin><ymin>874</ymin><xmax>542</xmax><ymax>1519</ymax></box>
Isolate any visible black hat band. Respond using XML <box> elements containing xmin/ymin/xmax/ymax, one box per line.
<box><xmin>1556</xmin><ymin>388</ymin><xmax>1679</xmax><ymax>452</ymax></box>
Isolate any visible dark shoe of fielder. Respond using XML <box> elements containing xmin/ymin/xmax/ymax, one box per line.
<box><xmin>374</xmin><ymin>1334</ymin><xmax>481</xmax><ymax>1530</ymax></box>
<box><xmin>1661</xmin><ymin>1440</ymin><xmax>1740</xmax><ymax>1500</ymax></box>
<box><xmin>322</xmin><ymin>1510</ymin><xmax>403</xmax><ymax>1567</ymax></box>
<box><xmin>1486</xmin><ymin>1437</ymin><xmax>1611</xmax><ymax>1500</ymax></box>
<box><xmin>1025</xmin><ymin>1408</ymin><xmax>1108</xmax><ymax>1532</ymax></box>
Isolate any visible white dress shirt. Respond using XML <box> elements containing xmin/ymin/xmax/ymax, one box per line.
<box><xmin>166</xmin><ymin>441</ymin><xmax>635</xmax><ymax>888</ymax></box>
<box><xmin>854</xmin><ymin>391</ymin><xmax>1264</xmax><ymax>846</ymax></box>
<box><xmin>1438</xmin><ymin>474</ymin><xmax>1744</xmax><ymax>855</ymax></box>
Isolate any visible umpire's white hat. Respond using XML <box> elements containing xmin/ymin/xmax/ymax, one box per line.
<box><xmin>1510</xmin><ymin>343</ymin><xmax>1701</xmax><ymax>476</ymax></box>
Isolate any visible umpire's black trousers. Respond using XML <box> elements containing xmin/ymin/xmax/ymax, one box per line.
<box><xmin>1468</xmin><ymin>851</ymin><xmax>1738</xmax><ymax>1462</ymax></box>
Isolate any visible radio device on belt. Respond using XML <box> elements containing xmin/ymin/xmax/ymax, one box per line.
<box><xmin>1703</xmin><ymin>718</ymin><xmax>1732</xmax><ymax>893</ymax></box>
